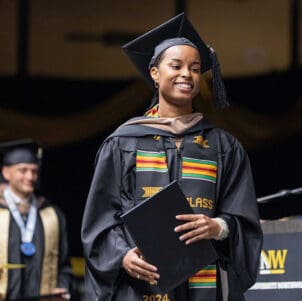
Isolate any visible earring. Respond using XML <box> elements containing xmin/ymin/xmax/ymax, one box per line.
<box><xmin>154</xmin><ymin>82</ymin><xmax>159</xmax><ymax>89</ymax></box>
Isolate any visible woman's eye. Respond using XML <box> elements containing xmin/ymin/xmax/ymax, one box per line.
<box><xmin>191</xmin><ymin>67</ymin><xmax>200</xmax><ymax>73</ymax></box>
<box><xmin>171</xmin><ymin>65</ymin><xmax>180</xmax><ymax>70</ymax></box>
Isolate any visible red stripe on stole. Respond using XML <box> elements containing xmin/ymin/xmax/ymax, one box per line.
<box><xmin>193</xmin><ymin>273</ymin><xmax>216</xmax><ymax>278</ymax></box>
<box><xmin>136</xmin><ymin>160</ymin><xmax>166</xmax><ymax>167</ymax></box>
<box><xmin>136</xmin><ymin>159</ymin><xmax>166</xmax><ymax>164</ymax></box>
<box><xmin>183</xmin><ymin>164</ymin><xmax>215</xmax><ymax>171</ymax></box>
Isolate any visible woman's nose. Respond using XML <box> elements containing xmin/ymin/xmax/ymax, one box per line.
<box><xmin>181</xmin><ymin>67</ymin><xmax>191</xmax><ymax>77</ymax></box>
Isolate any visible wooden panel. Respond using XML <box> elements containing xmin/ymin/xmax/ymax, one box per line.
<box><xmin>0</xmin><ymin>0</ymin><xmax>292</xmax><ymax>78</ymax></box>
<box><xmin>189</xmin><ymin>0</ymin><xmax>291</xmax><ymax>76</ymax></box>
<box><xmin>28</xmin><ymin>0</ymin><xmax>175</xmax><ymax>78</ymax></box>
<box><xmin>0</xmin><ymin>0</ymin><xmax>18</xmax><ymax>74</ymax></box>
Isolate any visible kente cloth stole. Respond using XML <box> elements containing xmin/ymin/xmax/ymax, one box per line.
<box><xmin>135</xmin><ymin>135</ymin><xmax>217</xmax><ymax>300</ymax></box>
<box><xmin>0</xmin><ymin>208</ymin><xmax>10</xmax><ymax>301</ymax></box>
<box><xmin>144</xmin><ymin>104</ymin><xmax>160</xmax><ymax>118</ymax></box>
<box><xmin>39</xmin><ymin>207</ymin><xmax>59</xmax><ymax>294</ymax></box>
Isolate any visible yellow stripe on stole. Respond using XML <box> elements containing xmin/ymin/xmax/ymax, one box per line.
<box><xmin>189</xmin><ymin>277</ymin><xmax>216</xmax><ymax>283</ymax></box>
<box><xmin>137</xmin><ymin>162</ymin><xmax>167</xmax><ymax>168</ymax></box>
<box><xmin>183</xmin><ymin>161</ymin><xmax>217</xmax><ymax>171</ymax></box>
<box><xmin>182</xmin><ymin>168</ymin><xmax>217</xmax><ymax>177</ymax></box>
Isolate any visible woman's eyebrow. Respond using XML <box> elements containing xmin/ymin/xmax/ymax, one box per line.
<box><xmin>169</xmin><ymin>58</ymin><xmax>201</xmax><ymax>64</ymax></box>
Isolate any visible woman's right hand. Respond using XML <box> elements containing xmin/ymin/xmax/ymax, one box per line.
<box><xmin>122</xmin><ymin>247</ymin><xmax>160</xmax><ymax>284</ymax></box>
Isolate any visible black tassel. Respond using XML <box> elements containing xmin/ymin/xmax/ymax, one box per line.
<box><xmin>209</xmin><ymin>47</ymin><xmax>230</xmax><ymax>109</ymax></box>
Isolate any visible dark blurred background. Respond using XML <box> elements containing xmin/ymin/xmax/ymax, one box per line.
<box><xmin>0</xmin><ymin>0</ymin><xmax>301</xmax><ymax>263</ymax></box>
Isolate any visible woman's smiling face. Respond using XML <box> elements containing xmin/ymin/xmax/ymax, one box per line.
<box><xmin>150</xmin><ymin>44</ymin><xmax>201</xmax><ymax>110</ymax></box>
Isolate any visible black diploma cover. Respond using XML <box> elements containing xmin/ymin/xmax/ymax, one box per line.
<box><xmin>121</xmin><ymin>180</ymin><xmax>218</xmax><ymax>292</ymax></box>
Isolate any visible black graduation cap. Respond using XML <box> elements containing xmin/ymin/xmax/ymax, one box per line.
<box><xmin>0</xmin><ymin>139</ymin><xmax>42</xmax><ymax>167</ymax></box>
<box><xmin>122</xmin><ymin>12</ymin><xmax>229</xmax><ymax>109</ymax></box>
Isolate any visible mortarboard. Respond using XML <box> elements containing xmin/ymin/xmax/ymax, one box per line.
<box><xmin>122</xmin><ymin>12</ymin><xmax>229</xmax><ymax>109</ymax></box>
<box><xmin>0</xmin><ymin>139</ymin><xmax>42</xmax><ymax>167</ymax></box>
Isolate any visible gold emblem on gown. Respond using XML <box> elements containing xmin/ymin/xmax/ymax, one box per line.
<box><xmin>193</xmin><ymin>136</ymin><xmax>209</xmax><ymax>148</ymax></box>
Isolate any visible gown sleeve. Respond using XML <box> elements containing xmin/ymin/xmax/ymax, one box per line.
<box><xmin>215</xmin><ymin>135</ymin><xmax>263</xmax><ymax>299</ymax></box>
<box><xmin>81</xmin><ymin>138</ymin><xmax>131</xmax><ymax>300</ymax></box>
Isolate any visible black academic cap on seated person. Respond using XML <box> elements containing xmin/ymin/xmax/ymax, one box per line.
<box><xmin>122</xmin><ymin>12</ymin><xmax>229</xmax><ymax>109</ymax></box>
<box><xmin>0</xmin><ymin>139</ymin><xmax>42</xmax><ymax>167</ymax></box>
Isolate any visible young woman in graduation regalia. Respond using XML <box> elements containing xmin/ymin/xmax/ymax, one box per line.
<box><xmin>81</xmin><ymin>13</ymin><xmax>263</xmax><ymax>301</ymax></box>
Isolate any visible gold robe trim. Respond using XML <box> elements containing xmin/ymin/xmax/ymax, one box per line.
<box><xmin>39</xmin><ymin>207</ymin><xmax>59</xmax><ymax>294</ymax></box>
<box><xmin>0</xmin><ymin>208</ymin><xmax>10</xmax><ymax>301</ymax></box>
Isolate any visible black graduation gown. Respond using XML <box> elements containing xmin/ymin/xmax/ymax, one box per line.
<box><xmin>81</xmin><ymin>119</ymin><xmax>263</xmax><ymax>301</ymax></box>
<box><xmin>0</xmin><ymin>199</ymin><xmax>72</xmax><ymax>300</ymax></box>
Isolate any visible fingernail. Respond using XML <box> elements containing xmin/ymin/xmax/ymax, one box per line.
<box><xmin>149</xmin><ymin>280</ymin><xmax>158</xmax><ymax>285</ymax></box>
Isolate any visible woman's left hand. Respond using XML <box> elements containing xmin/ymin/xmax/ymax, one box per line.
<box><xmin>174</xmin><ymin>214</ymin><xmax>221</xmax><ymax>245</ymax></box>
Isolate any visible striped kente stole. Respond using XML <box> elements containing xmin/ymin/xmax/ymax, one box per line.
<box><xmin>136</xmin><ymin>150</ymin><xmax>168</xmax><ymax>173</ymax></box>
<box><xmin>189</xmin><ymin>265</ymin><xmax>217</xmax><ymax>288</ymax></box>
<box><xmin>182</xmin><ymin>157</ymin><xmax>217</xmax><ymax>183</ymax></box>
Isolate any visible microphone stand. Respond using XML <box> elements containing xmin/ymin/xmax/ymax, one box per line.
<box><xmin>257</xmin><ymin>187</ymin><xmax>302</xmax><ymax>203</ymax></box>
